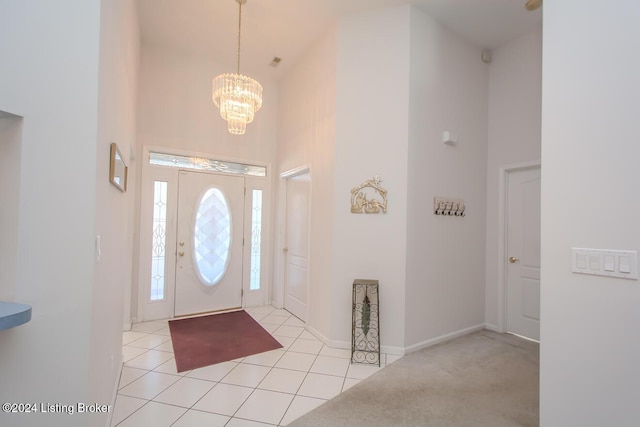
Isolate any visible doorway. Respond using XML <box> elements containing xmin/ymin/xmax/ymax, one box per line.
<box><xmin>136</xmin><ymin>148</ymin><xmax>270</xmax><ymax>322</ymax></box>
<box><xmin>503</xmin><ymin>165</ymin><xmax>541</xmax><ymax>341</ymax></box>
<box><xmin>174</xmin><ymin>170</ymin><xmax>245</xmax><ymax>316</ymax></box>
<box><xmin>282</xmin><ymin>169</ymin><xmax>311</xmax><ymax>321</ymax></box>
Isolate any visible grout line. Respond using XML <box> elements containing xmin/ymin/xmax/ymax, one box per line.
<box><xmin>111</xmin><ymin>397</ymin><xmax>152</xmax><ymax>427</ymax></box>
<box><xmin>121</xmin><ymin>307</ymin><xmax>386</xmax><ymax>426</ymax></box>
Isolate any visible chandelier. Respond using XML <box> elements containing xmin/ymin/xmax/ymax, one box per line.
<box><xmin>212</xmin><ymin>0</ymin><xmax>263</xmax><ymax>135</ymax></box>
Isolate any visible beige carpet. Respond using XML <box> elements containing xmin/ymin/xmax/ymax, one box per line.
<box><xmin>289</xmin><ymin>330</ymin><xmax>539</xmax><ymax>427</ymax></box>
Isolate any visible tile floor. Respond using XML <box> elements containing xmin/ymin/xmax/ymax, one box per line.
<box><xmin>111</xmin><ymin>306</ymin><xmax>402</xmax><ymax>426</ymax></box>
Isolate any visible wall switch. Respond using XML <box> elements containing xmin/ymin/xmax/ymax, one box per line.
<box><xmin>576</xmin><ymin>253</ymin><xmax>587</xmax><ymax>269</ymax></box>
<box><xmin>604</xmin><ymin>255</ymin><xmax>615</xmax><ymax>272</ymax></box>
<box><xmin>571</xmin><ymin>248</ymin><xmax>638</xmax><ymax>280</ymax></box>
<box><xmin>619</xmin><ymin>256</ymin><xmax>631</xmax><ymax>273</ymax></box>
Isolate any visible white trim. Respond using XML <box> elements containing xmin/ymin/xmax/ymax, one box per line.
<box><xmin>275</xmin><ymin>166</ymin><xmax>312</xmax><ymax>322</ymax></box>
<box><xmin>144</xmin><ymin>145</ymin><xmax>271</xmax><ymax>176</ymax></box>
<box><xmin>507</xmin><ymin>331</ymin><xmax>540</xmax><ymax>344</ymax></box>
<box><xmin>380</xmin><ymin>345</ymin><xmax>407</xmax><ymax>356</ymax></box>
<box><xmin>136</xmin><ymin>145</ymin><xmax>272</xmax><ymax>321</ymax></box>
<box><xmin>497</xmin><ymin>160</ymin><xmax>541</xmax><ymax>333</ymax></box>
<box><xmin>306</xmin><ymin>325</ymin><xmax>334</xmax><ymax>347</ymax></box>
<box><xmin>280</xmin><ymin>164</ymin><xmax>310</xmax><ymax>179</ymax></box>
<box><xmin>137</xmin><ymin>166</ymin><xmax>178</xmax><ymax>321</ymax></box>
<box><xmin>381</xmin><ymin>345</ymin><xmax>406</xmax><ymax>357</ymax></box>
<box><xmin>484</xmin><ymin>323</ymin><xmax>501</xmax><ymax>333</ymax></box>
<box><xmin>311</xmin><ymin>335</ymin><xmax>403</xmax><ymax>356</ymax></box>
<box><xmin>308</xmin><ymin>324</ymin><xmax>485</xmax><ymax>356</ymax></box>
<box><xmin>303</xmin><ymin>326</ymin><xmax>408</xmax><ymax>356</ymax></box>
<box><xmin>243</xmin><ymin>179</ymin><xmax>271</xmax><ymax>308</ymax></box>
<box><xmin>107</xmin><ymin>355</ymin><xmax>124</xmax><ymax>427</ymax></box>
<box><xmin>404</xmin><ymin>324</ymin><xmax>486</xmax><ymax>354</ymax></box>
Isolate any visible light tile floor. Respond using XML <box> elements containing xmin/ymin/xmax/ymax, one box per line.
<box><xmin>112</xmin><ymin>306</ymin><xmax>403</xmax><ymax>426</ymax></box>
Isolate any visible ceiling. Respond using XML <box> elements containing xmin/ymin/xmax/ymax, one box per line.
<box><xmin>135</xmin><ymin>0</ymin><xmax>542</xmax><ymax>80</ymax></box>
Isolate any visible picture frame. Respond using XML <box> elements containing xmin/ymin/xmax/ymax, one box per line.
<box><xmin>109</xmin><ymin>142</ymin><xmax>128</xmax><ymax>192</ymax></box>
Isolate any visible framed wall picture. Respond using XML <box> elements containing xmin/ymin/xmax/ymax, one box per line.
<box><xmin>109</xmin><ymin>142</ymin><xmax>128</xmax><ymax>192</ymax></box>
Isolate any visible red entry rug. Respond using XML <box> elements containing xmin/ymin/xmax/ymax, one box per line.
<box><xmin>169</xmin><ymin>310</ymin><xmax>283</xmax><ymax>372</ymax></box>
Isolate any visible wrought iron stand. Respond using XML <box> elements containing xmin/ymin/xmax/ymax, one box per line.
<box><xmin>351</xmin><ymin>279</ymin><xmax>380</xmax><ymax>366</ymax></box>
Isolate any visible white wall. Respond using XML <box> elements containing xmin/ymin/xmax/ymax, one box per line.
<box><xmin>134</xmin><ymin>43</ymin><xmax>278</xmax><ymax>320</ymax></box>
<box><xmin>276</xmin><ymin>28</ymin><xmax>337</xmax><ymax>338</ymax></box>
<box><xmin>540</xmin><ymin>1</ymin><xmax>640</xmax><ymax>425</ymax></box>
<box><xmin>277</xmin><ymin>5</ymin><xmax>489</xmax><ymax>353</ymax></box>
<box><xmin>0</xmin><ymin>114</ymin><xmax>22</xmax><ymax>302</ymax></box>
<box><xmin>90</xmin><ymin>0</ymin><xmax>140</xmax><ymax>423</ymax></box>
<box><xmin>405</xmin><ymin>7</ymin><xmax>489</xmax><ymax>349</ymax></box>
<box><xmin>485</xmin><ymin>27</ymin><xmax>542</xmax><ymax>330</ymax></box>
<box><xmin>333</xmin><ymin>5</ymin><xmax>411</xmax><ymax>351</ymax></box>
<box><xmin>136</xmin><ymin>44</ymin><xmax>277</xmax><ymax>162</ymax></box>
<box><xmin>0</xmin><ymin>1</ymin><xmax>101</xmax><ymax>425</ymax></box>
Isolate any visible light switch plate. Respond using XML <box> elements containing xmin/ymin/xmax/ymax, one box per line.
<box><xmin>571</xmin><ymin>248</ymin><xmax>638</xmax><ymax>280</ymax></box>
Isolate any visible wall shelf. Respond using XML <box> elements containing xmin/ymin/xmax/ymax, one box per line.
<box><xmin>0</xmin><ymin>302</ymin><xmax>32</xmax><ymax>331</ymax></box>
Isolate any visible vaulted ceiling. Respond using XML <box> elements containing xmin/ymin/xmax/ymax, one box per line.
<box><xmin>136</xmin><ymin>0</ymin><xmax>542</xmax><ymax>79</ymax></box>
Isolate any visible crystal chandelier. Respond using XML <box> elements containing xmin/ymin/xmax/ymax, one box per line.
<box><xmin>212</xmin><ymin>0</ymin><xmax>263</xmax><ymax>135</ymax></box>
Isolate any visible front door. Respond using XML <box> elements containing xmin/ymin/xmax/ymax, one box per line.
<box><xmin>284</xmin><ymin>173</ymin><xmax>310</xmax><ymax>321</ymax></box>
<box><xmin>175</xmin><ymin>170</ymin><xmax>245</xmax><ymax>316</ymax></box>
<box><xmin>506</xmin><ymin>167</ymin><xmax>541</xmax><ymax>340</ymax></box>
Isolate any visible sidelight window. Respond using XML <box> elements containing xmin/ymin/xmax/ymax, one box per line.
<box><xmin>150</xmin><ymin>181</ymin><xmax>168</xmax><ymax>301</ymax></box>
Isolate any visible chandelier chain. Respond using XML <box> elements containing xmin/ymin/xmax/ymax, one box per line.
<box><xmin>212</xmin><ymin>0</ymin><xmax>262</xmax><ymax>135</ymax></box>
<box><xmin>237</xmin><ymin>0</ymin><xmax>242</xmax><ymax>74</ymax></box>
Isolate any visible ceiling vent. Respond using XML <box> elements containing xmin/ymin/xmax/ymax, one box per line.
<box><xmin>270</xmin><ymin>57</ymin><xmax>282</xmax><ymax>67</ymax></box>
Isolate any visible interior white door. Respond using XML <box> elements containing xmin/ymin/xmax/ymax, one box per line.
<box><xmin>506</xmin><ymin>167</ymin><xmax>541</xmax><ymax>340</ymax></box>
<box><xmin>284</xmin><ymin>173</ymin><xmax>310</xmax><ymax>321</ymax></box>
<box><xmin>175</xmin><ymin>170</ymin><xmax>245</xmax><ymax>316</ymax></box>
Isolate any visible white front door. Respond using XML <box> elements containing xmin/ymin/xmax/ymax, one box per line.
<box><xmin>175</xmin><ymin>170</ymin><xmax>245</xmax><ymax>316</ymax></box>
<box><xmin>506</xmin><ymin>167</ymin><xmax>541</xmax><ymax>340</ymax></box>
<box><xmin>284</xmin><ymin>173</ymin><xmax>310</xmax><ymax>321</ymax></box>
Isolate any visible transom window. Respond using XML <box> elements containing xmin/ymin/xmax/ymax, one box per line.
<box><xmin>149</xmin><ymin>152</ymin><xmax>266</xmax><ymax>177</ymax></box>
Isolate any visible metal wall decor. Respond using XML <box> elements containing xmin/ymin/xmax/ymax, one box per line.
<box><xmin>350</xmin><ymin>176</ymin><xmax>387</xmax><ymax>214</ymax></box>
<box><xmin>352</xmin><ymin>279</ymin><xmax>380</xmax><ymax>366</ymax></box>
<box><xmin>433</xmin><ymin>197</ymin><xmax>465</xmax><ymax>216</ymax></box>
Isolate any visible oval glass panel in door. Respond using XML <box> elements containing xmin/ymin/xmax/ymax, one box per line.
<box><xmin>193</xmin><ymin>188</ymin><xmax>232</xmax><ymax>286</ymax></box>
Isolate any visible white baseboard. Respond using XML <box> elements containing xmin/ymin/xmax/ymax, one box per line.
<box><xmin>484</xmin><ymin>323</ymin><xmax>502</xmax><ymax>333</ymax></box>
<box><xmin>106</xmin><ymin>354</ymin><xmax>124</xmax><ymax>427</ymax></box>
<box><xmin>381</xmin><ymin>345</ymin><xmax>405</xmax><ymax>356</ymax></box>
<box><xmin>270</xmin><ymin>300</ymin><xmax>284</xmax><ymax>310</ymax></box>
<box><xmin>122</xmin><ymin>322</ymin><xmax>132</xmax><ymax>331</ymax></box>
<box><xmin>404</xmin><ymin>324</ymin><xmax>486</xmax><ymax>354</ymax></box>
<box><xmin>305</xmin><ymin>326</ymin><xmax>407</xmax><ymax>356</ymax></box>
<box><xmin>307</xmin><ymin>324</ymin><xmax>487</xmax><ymax>356</ymax></box>
<box><xmin>305</xmin><ymin>325</ymin><xmax>341</xmax><ymax>348</ymax></box>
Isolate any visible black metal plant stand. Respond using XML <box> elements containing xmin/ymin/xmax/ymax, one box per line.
<box><xmin>351</xmin><ymin>279</ymin><xmax>380</xmax><ymax>366</ymax></box>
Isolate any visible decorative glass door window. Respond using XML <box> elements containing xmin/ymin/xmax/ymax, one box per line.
<box><xmin>249</xmin><ymin>189</ymin><xmax>263</xmax><ymax>290</ymax></box>
<box><xmin>193</xmin><ymin>188</ymin><xmax>232</xmax><ymax>286</ymax></box>
<box><xmin>150</xmin><ymin>181</ymin><xmax>168</xmax><ymax>301</ymax></box>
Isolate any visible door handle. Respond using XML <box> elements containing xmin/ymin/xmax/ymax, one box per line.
<box><xmin>179</xmin><ymin>251</ymin><xmax>185</xmax><ymax>257</ymax></box>
<box><xmin>282</xmin><ymin>248</ymin><xmax>288</xmax><ymax>253</ymax></box>
<box><xmin>509</xmin><ymin>256</ymin><xmax>519</xmax><ymax>263</ymax></box>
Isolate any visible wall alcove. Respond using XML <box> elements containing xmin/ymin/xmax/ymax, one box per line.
<box><xmin>0</xmin><ymin>111</ymin><xmax>23</xmax><ymax>302</ymax></box>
